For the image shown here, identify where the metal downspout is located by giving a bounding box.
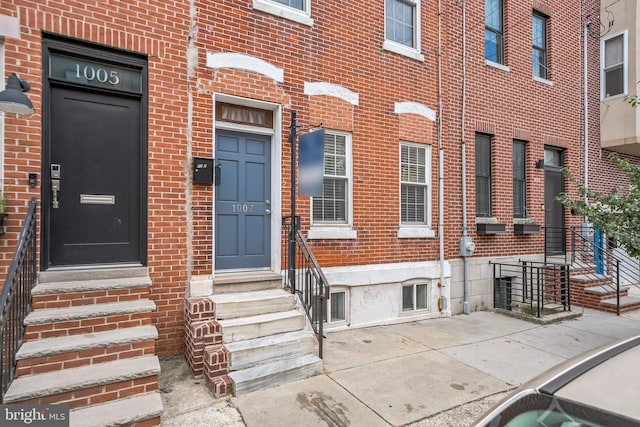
[460,0,471,315]
[583,21,590,206]
[437,0,446,310]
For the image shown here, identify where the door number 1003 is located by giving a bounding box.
[232,204,255,213]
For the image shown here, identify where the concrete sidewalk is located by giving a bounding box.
[159,308,640,426]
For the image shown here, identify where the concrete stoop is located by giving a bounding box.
[185,283,322,398]
[6,268,163,427]
[569,268,640,313]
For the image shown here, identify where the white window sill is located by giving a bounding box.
[485,60,510,73]
[383,40,425,62]
[308,226,357,240]
[476,217,499,224]
[253,0,313,26]
[602,93,628,102]
[533,76,553,86]
[397,226,435,239]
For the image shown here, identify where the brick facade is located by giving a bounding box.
[0,0,601,357]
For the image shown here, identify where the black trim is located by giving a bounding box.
[41,33,148,269]
[539,336,640,395]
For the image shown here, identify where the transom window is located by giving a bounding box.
[385,0,418,49]
[312,131,350,224]
[602,32,627,98]
[485,0,504,64]
[476,133,492,218]
[513,141,527,218]
[402,283,429,312]
[532,13,548,79]
[401,142,430,225]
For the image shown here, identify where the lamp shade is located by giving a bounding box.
[0,73,35,115]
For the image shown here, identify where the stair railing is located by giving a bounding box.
[0,198,38,403]
[282,216,329,359]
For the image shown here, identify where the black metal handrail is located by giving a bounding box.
[282,216,329,358]
[1,198,38,403]
[491,260,571,318]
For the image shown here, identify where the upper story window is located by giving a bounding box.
[383,0,423,61]
[475,133,492,218]
[485,0,504,64]
[601,32,627,98]
[513,141,526,218]
[532,13,548,80]
[253,0,313,26]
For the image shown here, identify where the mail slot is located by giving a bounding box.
[80,194,115,205]
[193,157,214,185]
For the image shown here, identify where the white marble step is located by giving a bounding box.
[226,329,317,371]
[212,271,283,294]
[37,267,150,283]
[218,310,304,343]
[16,325,158,360]
[211,289,295,320]
[229,354,323,396]
[24,299,156,325]
[69,392,163,427]
[4,356,160,403]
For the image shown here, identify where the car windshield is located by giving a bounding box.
[486,393,639,427]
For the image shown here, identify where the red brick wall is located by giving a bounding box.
[0,0,190,357]
[440,0,591,259]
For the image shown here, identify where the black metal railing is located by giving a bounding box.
[1,198,38,403]
[282,216,329,359]
[491,260,571,318]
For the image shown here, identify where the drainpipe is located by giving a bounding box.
[460,0,471,315]
[437,0,446,311]
[583,21,591,207]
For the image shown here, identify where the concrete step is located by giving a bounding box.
[226,330,317,371]
[37,267,150,283]
[601,296,640,312]
[584,285,629,296]
[212,271,282,294]
[229,353,323,396]
[69,392,163,427]
[211,289,295,320]
[24,300,156,340]
[16,326,157,376]
[4,355,160,407]
[218,310,305,343]
[571,273,610,283]
[32,276,151,309]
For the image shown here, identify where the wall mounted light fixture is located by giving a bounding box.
[0,73,35,115]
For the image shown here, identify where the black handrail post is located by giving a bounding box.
[616,259,620,316]
[288,111,298,294]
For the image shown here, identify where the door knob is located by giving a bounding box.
[265,209,271,215]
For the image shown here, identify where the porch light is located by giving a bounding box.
[0,73,35,115]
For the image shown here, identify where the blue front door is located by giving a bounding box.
[215,131,271,270]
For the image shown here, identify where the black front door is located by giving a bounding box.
[544,148,565,255]
[46,85,142,266]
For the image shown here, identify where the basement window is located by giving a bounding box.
[402,282,429,312]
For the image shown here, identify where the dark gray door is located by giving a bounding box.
[215,131,271,270]
[544,148,565,255]
[47,86,141,266]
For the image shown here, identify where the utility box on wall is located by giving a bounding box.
[193,157,214,185]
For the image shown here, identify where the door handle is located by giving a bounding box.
[51,164,61,209]
[265,209,271,215]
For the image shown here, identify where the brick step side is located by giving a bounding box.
[4,356,160,409]
[69,392,163,427]
[31,286,149,310]
[24,300,156,340]
[16,326,158,376]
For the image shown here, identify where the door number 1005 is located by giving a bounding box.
[232,204,254,213]
[75,64,120,85]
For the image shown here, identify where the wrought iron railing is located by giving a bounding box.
[491,260,571,318]
[282,216,329,358]
[1,198,38,403]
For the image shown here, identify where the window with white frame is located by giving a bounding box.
[400,142,430,226]
[327,290,347,323]
[312,131,350,224]
[384,0,422,60]
[402,282,429,312]
[253,0,313,26]
[601,32,627,98]
[532,12,548,80]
